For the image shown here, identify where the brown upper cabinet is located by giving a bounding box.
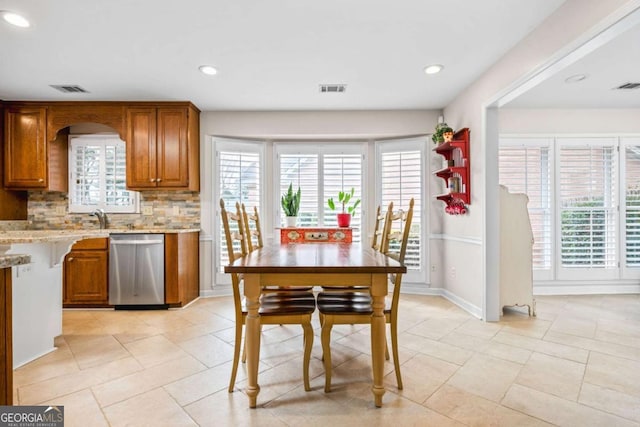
[126,104,200,191]
[3,105,67,191]
[2,101,200,193]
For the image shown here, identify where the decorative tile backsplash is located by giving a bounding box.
[25,191,200,230]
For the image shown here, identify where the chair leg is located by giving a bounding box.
[385,341,390,360]
[302,320,314,391]
[390,321,403,390]
[321,316,334,393]
[229,323,243,392]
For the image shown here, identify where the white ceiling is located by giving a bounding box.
[0,0,566,111]
[507,15,640,109]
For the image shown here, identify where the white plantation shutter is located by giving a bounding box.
[69,135,138,213]
[218,147,261,267]
[323,154,362,240]
[558,138,617,274]
[498,141,552,272]
[624,139,640,269]
[279,154,319,226]
[376,137,425,280]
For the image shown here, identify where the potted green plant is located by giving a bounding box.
[432,122,453,145]
[327,187,361,227]
[281,183,301,227]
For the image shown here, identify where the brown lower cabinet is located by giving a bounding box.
[63,238,109,307]
[63,232,199,308]
[1,268,12,405]
[165,232,199,307]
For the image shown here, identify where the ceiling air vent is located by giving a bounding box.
[614,82,640,90]
[320,84,346,93]
[49,84,90,94]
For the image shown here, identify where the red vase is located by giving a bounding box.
[337,213,351,227]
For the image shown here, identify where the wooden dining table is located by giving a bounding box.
[225,242,406,408]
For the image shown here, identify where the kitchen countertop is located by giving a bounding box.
[0,228,200,245]
[0,253,31,269]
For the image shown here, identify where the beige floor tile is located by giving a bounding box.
[545,330,640,361]
[64,334,130,369]
[401,332,474,366]
[493,330,589,363]
[426,384,553,426]
[579,382,640,423]
[164,361,236,406]
[549,314,598,338]
[123,334,190,368]
[500,317,553,339]
[515,352,585,400]
[440,331,491,353]
[92,355,206,407]
[482,341,533,364]
[446,353,523,402]
[585,352,640,397]
[11,295,640,426]
[175,333,234,367]
[390,352,459,404]
[103,388,197,426]
[454,317,503,339]
[406,317,467,340]
[18,357,143,404]
[502,383,637,426]
[185,389,288,427]
[42,389,109,427]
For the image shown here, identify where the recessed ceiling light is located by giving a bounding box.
[199,65,218,76]
[1,11,30,28]
[565,74,588,83]
[424,64,444,75]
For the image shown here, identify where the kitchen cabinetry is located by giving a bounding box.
[433,128,470,207]
[3,105,68,191]
[63,238,109,307]
[0,102,27,219]
[165,231,199,307]
[0,268,12,405]
[126,104,200,191]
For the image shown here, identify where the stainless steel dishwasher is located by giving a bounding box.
[109,233,167,309]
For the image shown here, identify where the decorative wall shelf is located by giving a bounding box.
[433,128,470,210]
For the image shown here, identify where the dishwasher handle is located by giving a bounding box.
[111,239,164,245]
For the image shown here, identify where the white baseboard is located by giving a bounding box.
[402,283,483,320]
[534,283,640,295]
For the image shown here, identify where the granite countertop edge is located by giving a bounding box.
[0,254,31,268]
[0,228,200,244]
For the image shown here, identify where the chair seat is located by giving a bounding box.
[316,291,391,314]
[242,291,316,315]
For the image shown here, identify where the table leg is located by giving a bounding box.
[244,273,261,408]
[370,273,387,407]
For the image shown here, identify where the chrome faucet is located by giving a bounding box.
[90,209,108,229]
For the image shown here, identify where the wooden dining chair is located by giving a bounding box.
[316,198,414,392]
[371,204,389,251]
[241,203,263,252]
[221,199,316,393]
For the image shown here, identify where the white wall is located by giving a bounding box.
[440,0,639,319]
[198,110,440,296]
[500,108,640,133]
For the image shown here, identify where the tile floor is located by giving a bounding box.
[13,294,640,426]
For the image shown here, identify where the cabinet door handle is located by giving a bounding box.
[38,178,44,183]
[150,178,156,182]
[156,178,162,182]
[68,257,74,262]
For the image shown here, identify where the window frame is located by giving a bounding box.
[68,134,139,214]
[273,142,366,238]
[375,136,427,283]
[213,137,265,285]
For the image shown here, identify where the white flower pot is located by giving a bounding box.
[285,216,297,227]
